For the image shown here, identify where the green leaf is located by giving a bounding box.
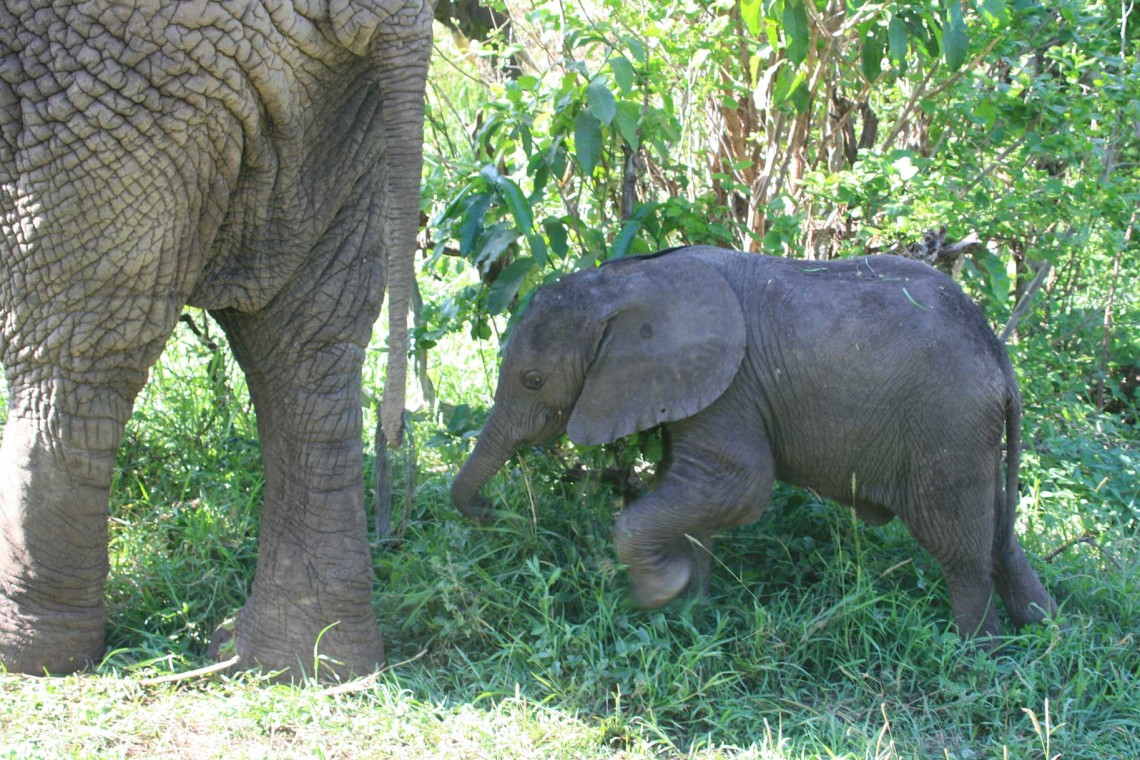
[574,111,603,175]
[459,192,493,258]
[943,0,968,71]
[790,78,810,113]
[474,223,520,270]
[486,257,537,315]
[527,232,548,268]
[610,217,642,259]
[774,66,809,113]
[902,287,931,311]
[754,59,784,111]
[546,139,568,179]
[478,164,501,184]
[621,35,648,65]
[887,16,908,65]
[782,0,810,65]
[542,218,569,260]
[610,56,635,95]
[740,0,764,36]
[980,0,1009,27]
[614,101,641,151]
[862,26,884,82]
[586,79,617,125]
[470,318,492,341]
[908,14,940,59]
[496,177,533,233]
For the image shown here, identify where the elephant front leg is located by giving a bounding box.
[613,413,774,608]
[212,312,383,680]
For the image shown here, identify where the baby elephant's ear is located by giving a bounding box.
[567,255,747,446]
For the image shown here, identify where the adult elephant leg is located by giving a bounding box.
[210,263,385,679]
[0,378,141,673]
[0,231,187,674]
[614,398,775,608]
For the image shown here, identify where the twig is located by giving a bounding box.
[320,648,430,696]
[137,655,241,686]
[1042,531,1122,571]
[956,133,1029,199]
[880,65,937,151]
[1000,261,1054,343]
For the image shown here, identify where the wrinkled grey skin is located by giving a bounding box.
[453,246,1057,640]
[0,0,434,677]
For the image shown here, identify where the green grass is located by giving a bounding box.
[1,314,1138,759]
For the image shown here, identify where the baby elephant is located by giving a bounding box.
[451,246,1057,639]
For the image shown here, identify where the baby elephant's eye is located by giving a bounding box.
[522,370,545,390]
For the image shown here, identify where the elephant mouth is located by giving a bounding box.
[528,407,567,445]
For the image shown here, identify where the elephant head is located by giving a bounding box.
[451,254,748,519]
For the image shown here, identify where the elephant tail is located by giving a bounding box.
[994,384,1022,561]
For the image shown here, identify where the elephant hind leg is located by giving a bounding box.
[210,258,385,679]
[0,365,166,673]
[0,409,112,673]
[0,256,188,674]
[940,555,1001,640]
[898,478,1002,639]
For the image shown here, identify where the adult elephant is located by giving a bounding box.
[0,0,433,677]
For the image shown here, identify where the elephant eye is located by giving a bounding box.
[522,370,545,390]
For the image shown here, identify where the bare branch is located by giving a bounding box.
[1001,261,1054,343]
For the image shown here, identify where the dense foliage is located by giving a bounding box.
[421,0,1137,372]
[2,0,1138,757]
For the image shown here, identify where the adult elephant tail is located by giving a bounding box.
[363,2,433,448]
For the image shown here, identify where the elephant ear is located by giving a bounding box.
[566,255,747,446]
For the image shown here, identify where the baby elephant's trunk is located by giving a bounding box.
[450,429,515,521]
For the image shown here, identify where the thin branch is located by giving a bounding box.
[881,65,937,151]
[882,36,1002,152]
[1000,261,1054,343]
[319,648,430,696]
[137,655,241,686]
[956,132,1029,198]
[1043,531,1122,571]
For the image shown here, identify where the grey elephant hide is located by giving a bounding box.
[452,246,1057,642]
[0,0,434,678]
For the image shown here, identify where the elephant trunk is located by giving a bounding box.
[451,422,518,521]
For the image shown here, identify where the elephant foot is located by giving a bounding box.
[628,555,692,608]
[207,592,383,682]
[683,533,714,604]
[0,591,104,675]
[613,511,696,608]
